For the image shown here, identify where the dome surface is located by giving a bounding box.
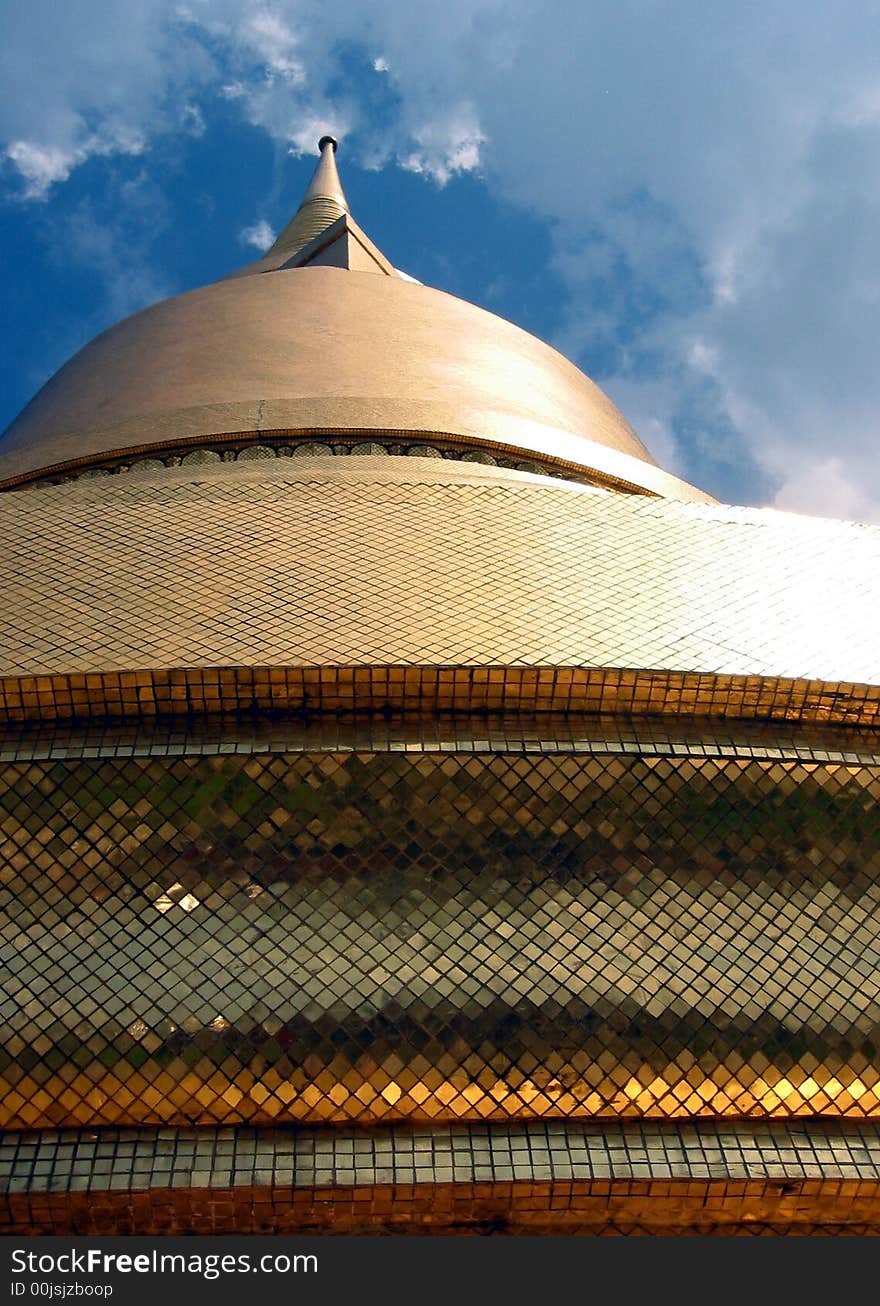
[0,135,708,501]
[3,139,880,1239]
[1,456,877,727]
[0,268,707,500]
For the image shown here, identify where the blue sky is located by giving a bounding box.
[2,0,880,521]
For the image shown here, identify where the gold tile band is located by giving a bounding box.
[1,664,877,727]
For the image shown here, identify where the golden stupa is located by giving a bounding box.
[1,138,879,1235]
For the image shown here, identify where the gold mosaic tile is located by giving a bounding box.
[0,459,877,691]
[1,711,877,766]
[1,741,878,1129]
[1,665,877,727]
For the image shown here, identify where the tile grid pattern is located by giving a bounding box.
[5,1120,880,1191]
[2,713,878,766]
[3,456,879,1231]
[2,743,879,1128]
[1,667,877,727]
[5,1122,880,1234]
[2,460,878,688]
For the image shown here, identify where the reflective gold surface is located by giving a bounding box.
[1,666,878,728]
[0,459,876,696]
[2,138,673,497]
[0,269,673,492]
[3,141,880,1234]
[2,734,878,1128]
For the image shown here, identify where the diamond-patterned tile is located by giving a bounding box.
[0,458,877,686]
[1,739,878,1128]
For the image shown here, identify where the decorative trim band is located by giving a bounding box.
[0,664,877,728]
[0,428,649,495]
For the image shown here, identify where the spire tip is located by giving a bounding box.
[318,135,338,154]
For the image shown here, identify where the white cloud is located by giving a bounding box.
[0,1,206,196]
[239,218,275,251]
[5,141,84,199]
[286,112,350,158]
[181,102,206,136]
[238,9,305,84]
[773,458,880,526]
[398,108,485,184]
[5,123,145,200]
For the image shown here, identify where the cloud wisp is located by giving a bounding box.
[239,218,275,251]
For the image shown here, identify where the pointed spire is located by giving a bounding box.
[226,136,398,280]
[302,136,348,209]
[264,136,349,263]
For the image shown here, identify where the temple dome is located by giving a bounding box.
[0,142,708,502]
[4,138,880,1242]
